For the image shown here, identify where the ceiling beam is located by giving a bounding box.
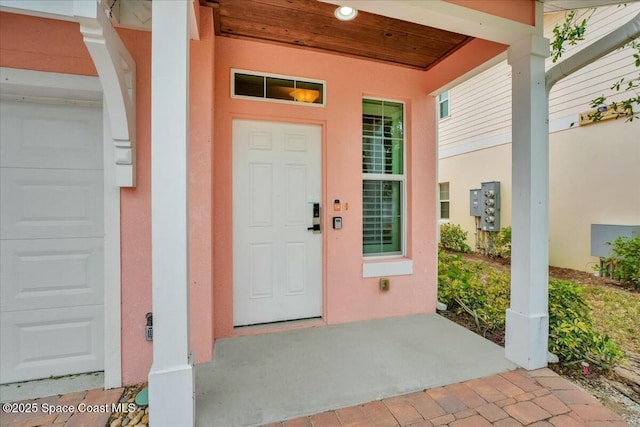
[318,0,538,45]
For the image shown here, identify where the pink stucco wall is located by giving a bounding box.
[0,9,215,385]
[212,30,509,339]
[0,13,96,75]
[425,38,508,93]
[188,8,215,365]
[117,8,216,383]
[213,38,439,338]
[0,0,525,386]
[109,27,153,387]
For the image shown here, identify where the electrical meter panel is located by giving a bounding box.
[481,181,500,232]
[469,189,482,217]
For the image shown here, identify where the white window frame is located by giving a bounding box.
[439,182,450,221]
[230,68,326,107]
[438,91,450,120]
[362,97,407,259]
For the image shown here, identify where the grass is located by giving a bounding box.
[582,285,640,355]
[439,250,640,363]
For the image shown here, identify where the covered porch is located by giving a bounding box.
[195,314,516,426]
[3,1,630,426]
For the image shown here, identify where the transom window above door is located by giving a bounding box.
[232,69,326,106]
[362,98,405,256]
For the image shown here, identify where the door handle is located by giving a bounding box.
[308,202,321,233]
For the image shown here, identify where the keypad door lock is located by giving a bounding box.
[145,312,153,341]
[307,202,321,233]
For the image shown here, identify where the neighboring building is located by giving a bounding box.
[438,4,640,272]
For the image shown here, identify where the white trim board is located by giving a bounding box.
[362,260,413,278]
[102,103,123,389]
[439,132,511,159]
[1,67,122,389]
[0,68,102,102]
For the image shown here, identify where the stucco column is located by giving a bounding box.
[505,34,550,370]
[148,1,194,426]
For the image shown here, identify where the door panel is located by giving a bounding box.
[1,168,103,239]
[0,101,103,170]
[249,163,273,226]
[285,165,307,225]
[233,120,322,326]
[249,243,274,298]
[0,305,104,384]
[285,243,306,295]
[0,99,103,384]
[1,238,103,312]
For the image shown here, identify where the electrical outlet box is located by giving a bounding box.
[480,181,500,232]
[591,224,640,257]
[380,278,390,292]
[470,188,482,217]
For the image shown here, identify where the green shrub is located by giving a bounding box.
[437,252,624,369]
[477,226,511,259]
[548,280,624,369]
[488,226,511,259]
[440,223,472,253]
[607,236,640,288]
[438,250,508,335]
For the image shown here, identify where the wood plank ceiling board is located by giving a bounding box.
[204,0,474,70]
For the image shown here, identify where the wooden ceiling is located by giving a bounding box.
[203,0,473,71]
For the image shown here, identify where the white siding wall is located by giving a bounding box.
[439,4,640,157]
[439,61,512,157]
[438,5,640,271]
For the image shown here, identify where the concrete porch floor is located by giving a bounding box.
[195,314,519,426]
[0,313,629,426]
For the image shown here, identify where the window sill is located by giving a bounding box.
[362,259,413,278]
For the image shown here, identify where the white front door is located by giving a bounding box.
[233,120,322,326]
[0,99,104,384]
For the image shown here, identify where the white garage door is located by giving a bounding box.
[0,99,104,384]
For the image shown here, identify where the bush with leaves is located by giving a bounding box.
[548,280,624,369]
[606,235,640,288]
[488,226,511,259]
[438,250,509,337]
[438,251,624,369]
[439,223,472,253]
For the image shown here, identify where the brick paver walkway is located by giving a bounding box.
[1,387,123,427]
[1,368,631,426]
[262,368,631,427]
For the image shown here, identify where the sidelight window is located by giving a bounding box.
[362,98,405,256]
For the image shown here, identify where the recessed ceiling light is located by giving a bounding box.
[335,6,358,21]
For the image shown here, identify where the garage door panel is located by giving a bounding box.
[0,101,102,170]
[1,239,103,312]
[1,94,104,385]
[1,168,103,239]
[0,305,104,384]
